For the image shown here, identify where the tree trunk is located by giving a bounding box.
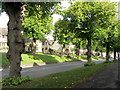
[100,51,103,57]
[75,48,80,59]
[114,49,116,60]
[106,42,110,61]
[61,44,65,56]
[77,48,80,56]
[29,43,33,53]
[32,38,36,55]
[118,52,120,60]
[4,2,25,77]
[87,37,92,62]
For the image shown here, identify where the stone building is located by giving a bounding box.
[0,28,8,52]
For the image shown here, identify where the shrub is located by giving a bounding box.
[49,48,59,54]
[25,51,31,54]
[2,76,31,86]
[84,61,96,66]
[112,59,118,63]
[103,60,112,63]
[28,55,34,59]
[33,55,41,60]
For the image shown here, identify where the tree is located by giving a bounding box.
[2,2,60,77]
[22,6,54,55]
[63,2,117,62]
[3,2,26,77]
[112,29,120,60]
[102,17,118,61]
[53,19,72,56]
[72,38,87,57]
[92,39,106,57]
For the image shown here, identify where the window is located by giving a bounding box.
[2,42,6,47]
[42,42,44,45]
[45,47,47,50]
[42,48,44,52]
[5,43,7,46]
[2,43,4,47]
[2,35,4,38]
[3,43,5,47]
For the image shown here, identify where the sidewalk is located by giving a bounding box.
[74,62,120,88]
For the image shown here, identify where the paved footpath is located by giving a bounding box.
[74,62,120,88]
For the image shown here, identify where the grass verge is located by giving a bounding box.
[73,55,105,60]
[1,53,79,66]
[2,62,110,88]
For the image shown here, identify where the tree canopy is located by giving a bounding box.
[58,2,118,61]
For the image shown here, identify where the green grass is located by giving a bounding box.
[1,53,9,66]
[3,62,109,88]
[74,55,104,60]
[36,52,43,54]
[21,54,44,64]
[1,53,79,66]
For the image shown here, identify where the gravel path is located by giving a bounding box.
[74,62,120,88]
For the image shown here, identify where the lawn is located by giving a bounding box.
[2,62,109,88]
[74,55,105,60]
[1,53,105,66]
[1,53,79,66]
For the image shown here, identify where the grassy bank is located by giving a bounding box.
[1,53,79,66]
[2,62,109,88]
[73,55,105,60]
[1,53,105,66]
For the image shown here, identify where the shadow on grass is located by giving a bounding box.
[92,56,99,60]
[80,56,87,60]
[28,54,80,64]
[28,54,62,64]
[1,53,80,69]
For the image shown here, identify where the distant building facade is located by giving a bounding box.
[0,28,99,56]
[0,28,8,52]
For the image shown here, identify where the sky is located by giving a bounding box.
[0,0,119,40]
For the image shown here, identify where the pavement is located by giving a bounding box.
[74,62,120,88]
[0,59,108,79]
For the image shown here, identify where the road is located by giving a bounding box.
[0,59,112,79]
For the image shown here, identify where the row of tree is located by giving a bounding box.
[2,2,60,77]
[53,2,120,62]
[1,2,120,78]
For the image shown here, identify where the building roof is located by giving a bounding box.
[22,36,32,43]
[48,40,54,46]
[0,28,8,35]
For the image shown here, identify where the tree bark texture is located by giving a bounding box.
[87,37,92,62]
[114,49,116,60]
[4,2,25,77]
[32,38,36,55]
[75,48,80,57]
[61,44,65,56]
[106,42,110,61]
